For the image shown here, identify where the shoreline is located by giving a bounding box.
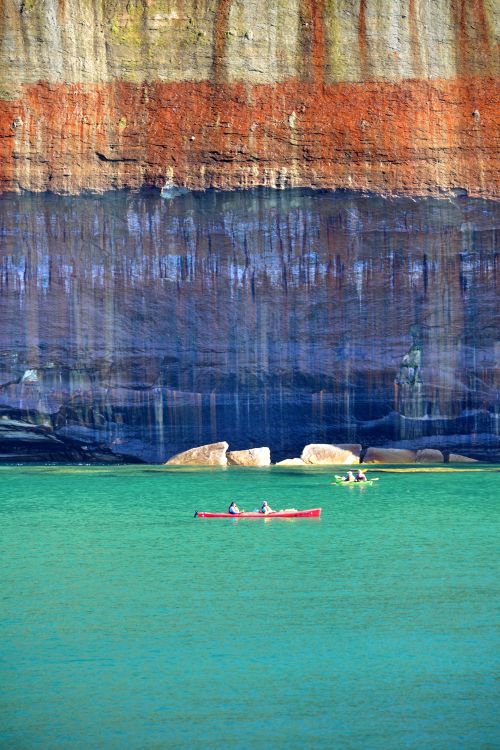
[3,416,499,465]
[162,441,490,467]
[2,185,500,203]
[1,463,499,472]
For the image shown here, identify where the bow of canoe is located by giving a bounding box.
[195,508,321,519]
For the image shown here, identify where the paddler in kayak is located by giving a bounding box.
[343,470,356,482]
[228,501,241,515]
[355,469,367,482]
[260,500,275,514]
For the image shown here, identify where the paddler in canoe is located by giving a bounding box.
[226,501,278,515]
[260,500,275,514]
[355,469,367,482]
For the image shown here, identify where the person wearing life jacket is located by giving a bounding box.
[355,469,367,482]
[344,470,356,482]
[228,501,240,514]
[260,500,275,514]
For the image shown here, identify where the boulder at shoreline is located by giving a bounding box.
[162,442,484,467]
[301,443,361,465]
[416,449,444,463]
[449,453,478,463]
[227,448,271,466]
[364,447,417,463]
[165,441,229,466]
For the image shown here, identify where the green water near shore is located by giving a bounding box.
[1,466,499,749]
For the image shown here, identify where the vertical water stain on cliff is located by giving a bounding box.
[455,0,493,76]
[358,0,368,77]
[300,0,325,84]
[213,0,232,83]
[312,0,326,85]
[299,1,313,81]
[1,191,498,461]
[1,0,499,196]
[408,0,422,78]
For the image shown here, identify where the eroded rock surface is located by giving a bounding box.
[0,192,498,463]
[364,448,417,464]
[0,413,131,463]
[449,453,478,463]
[416,449,444,463]
[227,448,271,466]
[0,1,498,196]
[301,444,361,465]
[275,458,306,466]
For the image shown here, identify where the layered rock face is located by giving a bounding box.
[0,412,134,462]
[1,0,498,196]
[0,190,498,462]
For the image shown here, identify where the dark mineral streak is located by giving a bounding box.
[0,190,498,462]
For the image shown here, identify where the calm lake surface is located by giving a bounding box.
[1,466,499,749]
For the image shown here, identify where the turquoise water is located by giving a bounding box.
[1,466,499,749]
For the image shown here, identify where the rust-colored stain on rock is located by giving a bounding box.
[0,77,497,196]
[0,0,498,195]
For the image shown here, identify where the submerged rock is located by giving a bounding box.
[301,443,361,465]
[165,441,229,466]
[226,448,271,466]
[416,449,444,463]
[364,447,417,463]
[275,458,306,466]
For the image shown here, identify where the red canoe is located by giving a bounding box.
[195,508,321,519]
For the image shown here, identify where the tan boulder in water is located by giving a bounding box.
[275,458,306,466]
[416,448,444,463]
[165,441,229,466]
[448,453,478,463]
[226,447,271,466]
[301,443,361,465]
[363,447,417,463]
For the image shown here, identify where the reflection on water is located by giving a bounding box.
[0,189,498,461]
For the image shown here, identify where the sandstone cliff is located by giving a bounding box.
[0,0,498,195]
[1,190,498,462]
